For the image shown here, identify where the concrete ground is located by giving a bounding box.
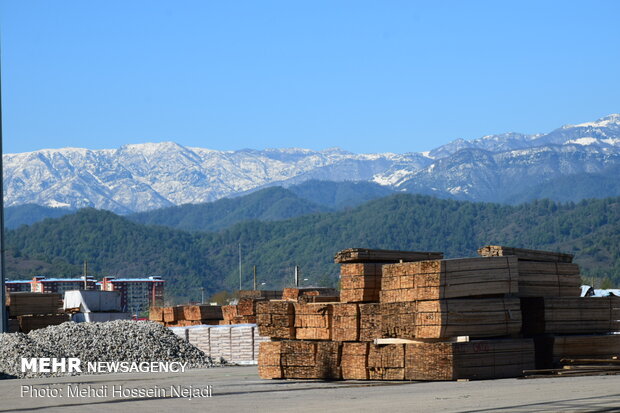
[1,366,619,413]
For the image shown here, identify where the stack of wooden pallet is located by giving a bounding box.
[6,292,69,333]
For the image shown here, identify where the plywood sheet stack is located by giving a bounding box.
[294,303,333,340]
[478,245,580,297]
[256,301,296,339]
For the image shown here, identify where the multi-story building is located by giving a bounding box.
[31,276,97,295]
[5,280,33,293]
[100,276,164,314]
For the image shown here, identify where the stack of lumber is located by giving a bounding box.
[380,302,416,339]
[256,301,295,339]
[404,339,535,380]
[282,287,339,302]
[239,290,283,300]
[18,314,70,333]
[478,245,580,297]
[294,303,333,340]
[368,343,406,380]
[221,299,260,324]
[359,303,382,342]
[259,340,341,379]
[5,292,67,333]
[340,263,383,303]
[332,303,360,341]
[183,305,223,325]
[149,306,163,322]
[551,335,620,364]
[335,248,443,264]
[381,256,518,302]
[163,306,185,325]
[521,297,620,335]
[7,292,63,317]
[414,298,522,339]
[341,342,369,379]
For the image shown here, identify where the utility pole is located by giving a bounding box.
[200,287,205,304]
[0,56,6,333]
[83,260,88,290]
[294,266,299,287]
[238,243,242,291]
[253,266,257,290]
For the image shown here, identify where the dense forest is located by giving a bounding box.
[5,194,620,303]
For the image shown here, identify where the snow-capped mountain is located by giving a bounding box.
[4,114,620,212]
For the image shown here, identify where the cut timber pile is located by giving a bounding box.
[478,245,580,297]
[332,303,360,341]
[258,340,340,379]
[256,301,295,339]
[163,306,185,323]
[405,339,535,380]
[359,303,382,342]
[294,303,333,340]
[7,293,63,317]
[239,290,283,300]
[18,314,70,333]
[183,305,223,324]
[257,245,618,382]
[335,248,443,263]
[415,298,522,339]
[368,343,405,380]
[477,245,573,263]
[282,287,338,302]
[522,297,620,335]
[381,256,518,302]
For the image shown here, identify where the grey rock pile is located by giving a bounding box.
[0,320,215,379]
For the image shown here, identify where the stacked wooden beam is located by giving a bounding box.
[381,256,518,302]
[7,292,63,317]
[258,340,341,379]
[404,339,535,380]
[256,301,295,339]
[282,287,339,302]
[239,290,283,300]
[551,335,620,365]
[368,344,405,380]
[332,303,360,341]
[163,306,185,324]
[18,314,71,333]
[294,303,333,340]
[478,245,580,297]
[359,303,382,342]
[380,302,416,339]
[522,297,620,336]
[341,342,369,379]
[340,263,383,303]
[183,305,223,325]
[149,306,164,322]
[335,248,443,263]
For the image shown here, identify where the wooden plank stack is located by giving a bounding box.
[282,287,339,302]
[7,292,63,317]
[294,303,333,340]
[404,339,535,380]
[18,314,71,333]
[478,245,580,297]
[256,301,295,339]
[258,246,618,381]
[239,290,283,300]
[521,297,620,335]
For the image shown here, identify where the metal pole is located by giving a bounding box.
[0,52,6,333]
[238,243,242,290]
[201,287,205,304]
[253,266,256,291]
[294,266,299,287]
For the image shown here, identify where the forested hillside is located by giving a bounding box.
[6,195,620,303]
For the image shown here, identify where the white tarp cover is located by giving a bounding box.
[64,290,122,312]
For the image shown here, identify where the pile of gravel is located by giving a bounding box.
[0,320,215,379]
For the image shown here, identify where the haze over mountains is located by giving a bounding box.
[5,114,620,214]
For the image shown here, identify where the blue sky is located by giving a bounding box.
[1,1,619,154]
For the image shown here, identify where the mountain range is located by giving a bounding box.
[5,114,620,213]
